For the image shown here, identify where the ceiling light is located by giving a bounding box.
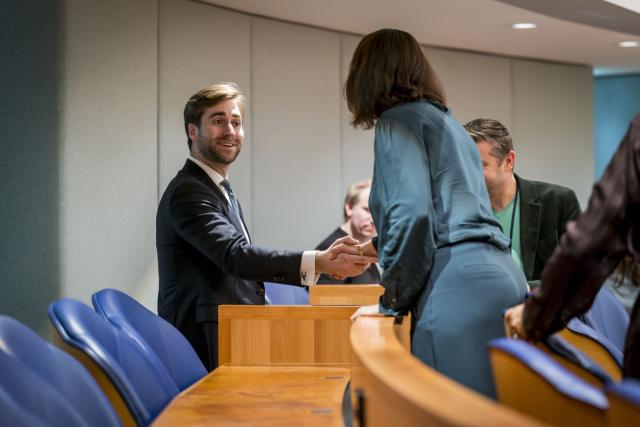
[512,23,537,30]
[618,41,639,48]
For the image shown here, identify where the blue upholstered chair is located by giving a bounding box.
[489,338,608,427]
[580,287,630,353]
[265,282,309,305]
[48,299,178,426]
[92,288,206,391]
[544,333,616,386]
[0,315,121,427]
[606,379,640,425]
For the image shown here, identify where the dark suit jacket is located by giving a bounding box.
[524,114,640,379]
[516,174,581,282]
[157,159,302,370]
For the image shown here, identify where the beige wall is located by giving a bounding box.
[60,0,593,310]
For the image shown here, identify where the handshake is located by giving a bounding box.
[315,236,378,280]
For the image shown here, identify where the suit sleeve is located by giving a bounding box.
[372,118,436,314]
[523,115,640,340]
[167,180,303,284]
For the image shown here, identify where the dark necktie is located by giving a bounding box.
[220,179,240,217]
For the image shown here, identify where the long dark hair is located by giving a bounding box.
[345,29,446,129]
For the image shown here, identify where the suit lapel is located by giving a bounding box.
[517,175,541,280]
[182,160,251,241]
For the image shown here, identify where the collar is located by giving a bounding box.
[188,156,227,187]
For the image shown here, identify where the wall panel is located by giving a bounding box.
[60,0,158,305]
[251,18,341,250]
[512,60,593,206]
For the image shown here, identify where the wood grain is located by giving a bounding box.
[152,365,349,427]
[218,305,357,366]
[309,285,384,305]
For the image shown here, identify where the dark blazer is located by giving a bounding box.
[157,159,302,370]
[516,174,581,282]
[524,114,640,379]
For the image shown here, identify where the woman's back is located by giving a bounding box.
[376,100,507,249]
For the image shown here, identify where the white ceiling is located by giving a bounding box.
[202,0,640,76]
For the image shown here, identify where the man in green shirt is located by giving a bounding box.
[464,119,581,286]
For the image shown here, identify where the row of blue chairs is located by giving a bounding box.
[1,289,208,426]
[489,288,636,426]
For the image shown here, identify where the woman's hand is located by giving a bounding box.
[330,239,378,260]
[350,304,385,321]
[504,303,528,339]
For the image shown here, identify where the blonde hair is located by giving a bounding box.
[343,180,371,220]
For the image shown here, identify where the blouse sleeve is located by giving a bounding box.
[372,118,437,314]
[523,114,640,340]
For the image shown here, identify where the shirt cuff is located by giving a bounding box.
[300,250,320,287]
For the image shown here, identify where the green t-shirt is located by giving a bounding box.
[493,197,524,272]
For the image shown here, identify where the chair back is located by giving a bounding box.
[265,282,309,305]
[581,287,630,353]
[0,315,121,427]
[92,288,206,391]
[48,299,178,426]
[489,338,608,427]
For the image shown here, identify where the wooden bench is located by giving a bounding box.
[351,316,542,426]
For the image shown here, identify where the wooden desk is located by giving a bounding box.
[309,285,384,306]
[351,316,542,427]
[152,364,349,427]
[218,305,357,365]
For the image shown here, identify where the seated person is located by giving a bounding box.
[316,180,381,284]
[505,114,640,380]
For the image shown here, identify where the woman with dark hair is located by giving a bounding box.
[505,114,640,380]
[340,29,527,397]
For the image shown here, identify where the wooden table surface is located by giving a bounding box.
[152,364,350,427]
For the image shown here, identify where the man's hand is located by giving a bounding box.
[329,238,377,260]
[315,235,378,279]
[504,303,528,339]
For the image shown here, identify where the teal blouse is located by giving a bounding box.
[370,101,509,314]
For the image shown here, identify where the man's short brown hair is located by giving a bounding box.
[183,82,245,149]
[464,118,513,163]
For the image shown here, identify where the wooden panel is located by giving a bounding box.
[152,365,349,427]
[230,319,271,364]
[271,319,315,363]
[309,285,384,306]
[218,305,357,365]
[491,349,605,427]
[350,317,541,427]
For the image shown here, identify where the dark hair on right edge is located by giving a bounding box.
[345,28,446,129]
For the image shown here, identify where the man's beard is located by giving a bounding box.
[198,138,241,165]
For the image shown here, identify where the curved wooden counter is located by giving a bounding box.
[350,316,543,427]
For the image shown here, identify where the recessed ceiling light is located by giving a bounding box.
[512,23,537,30]
[618,41,639,47]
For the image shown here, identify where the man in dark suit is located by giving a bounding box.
[464,119,581,286]
[157,83,376,371]
[316,180,381,284]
